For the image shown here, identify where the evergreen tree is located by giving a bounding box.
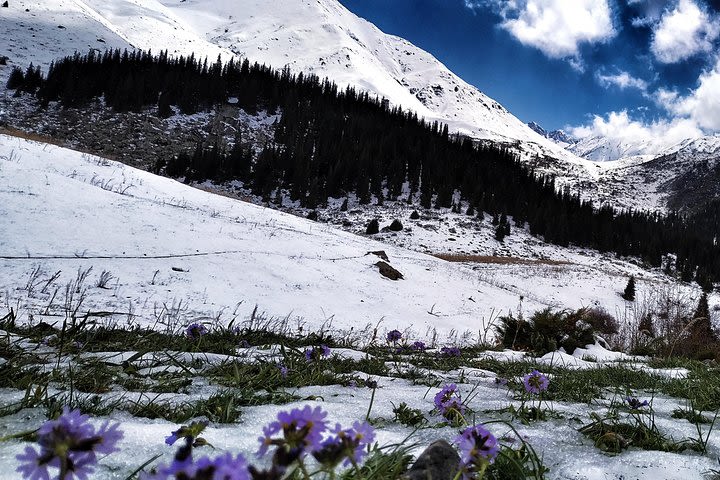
[365,219,379,235]
[689,293,716,347]
[622,276,636,301]
[6,66,24,90]
[495,222,506,242]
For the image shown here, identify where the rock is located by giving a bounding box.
[403,440,460,480]
[410,210,420,220]
[375,261,403,280]
[1,2,8,7]
[367,250,389,262]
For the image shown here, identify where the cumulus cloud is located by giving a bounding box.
[655,56,720,131]
[572,54,720,154]
[482,0,616,59]
[596,70,649,91]
[570,110,704,152]
[650,0,720,63]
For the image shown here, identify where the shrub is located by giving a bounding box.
[497,308,599,355]
[409,210,420,220]
[388,219,403,231]
[365,219,379,234]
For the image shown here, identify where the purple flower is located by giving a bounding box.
[625,397,649,410]
[433,384,466,419]
[304,345,331,361]
[277,364,288,378]
[313,421,375,467]
[440,346,461,357]
[386,330,402,343]
[494,377,508,388]
[411,341,426,351]
[257,406,329,458]
[16,407,123,480]
[454,425,499,479]
[143,452,250,480]
[522,370,549,394]
[165,420,209,446]
[186,323,208,339]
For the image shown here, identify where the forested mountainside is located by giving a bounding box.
[6,49,720,287]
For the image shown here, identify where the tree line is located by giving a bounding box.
[6,49,720,287]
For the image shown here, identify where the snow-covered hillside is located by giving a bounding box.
[0,0,596,174]
[1,133,713,343]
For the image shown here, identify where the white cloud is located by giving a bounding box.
[650,0,720,63]
[655,56,720,131]
[572,54,720,155]
[570,110,704,153]
[596,70,649,91]
[487,0,616,59]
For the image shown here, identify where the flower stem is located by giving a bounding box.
[365,385,376,422]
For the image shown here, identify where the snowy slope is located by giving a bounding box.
[0,133,546,340]
[1,133,713,341]
[0,0,596,176]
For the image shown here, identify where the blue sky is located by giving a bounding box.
[338,0,720,144]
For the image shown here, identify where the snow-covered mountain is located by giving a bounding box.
[0,0,595,174]
[569,135,668,162]
[592,134,720,211]
[527,122,576,147]
[5,0,720,214]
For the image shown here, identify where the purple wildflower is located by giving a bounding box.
[386,329,402,343]
[522,370,549,394]
[494,377,508,388]
[16,407,123,480]
[277,364,289,379]
[454,425,499,479]
[433,384,466,419]
[185,323,208,339]
[411,341,426,352]
[257,406,328,458]
[440,346,462,357]
[304,345,331,361]
[313,421,375,468]
[625,397,649,410]
[165,420,209,446]
[143,452,250,480]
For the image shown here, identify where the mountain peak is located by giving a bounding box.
[527,122,575,146]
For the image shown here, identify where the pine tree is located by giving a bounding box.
[495,222,506,242]
[6,66,24,90]
[622,276,636,301]
[365,219,379,235]
[689,293,716,347]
